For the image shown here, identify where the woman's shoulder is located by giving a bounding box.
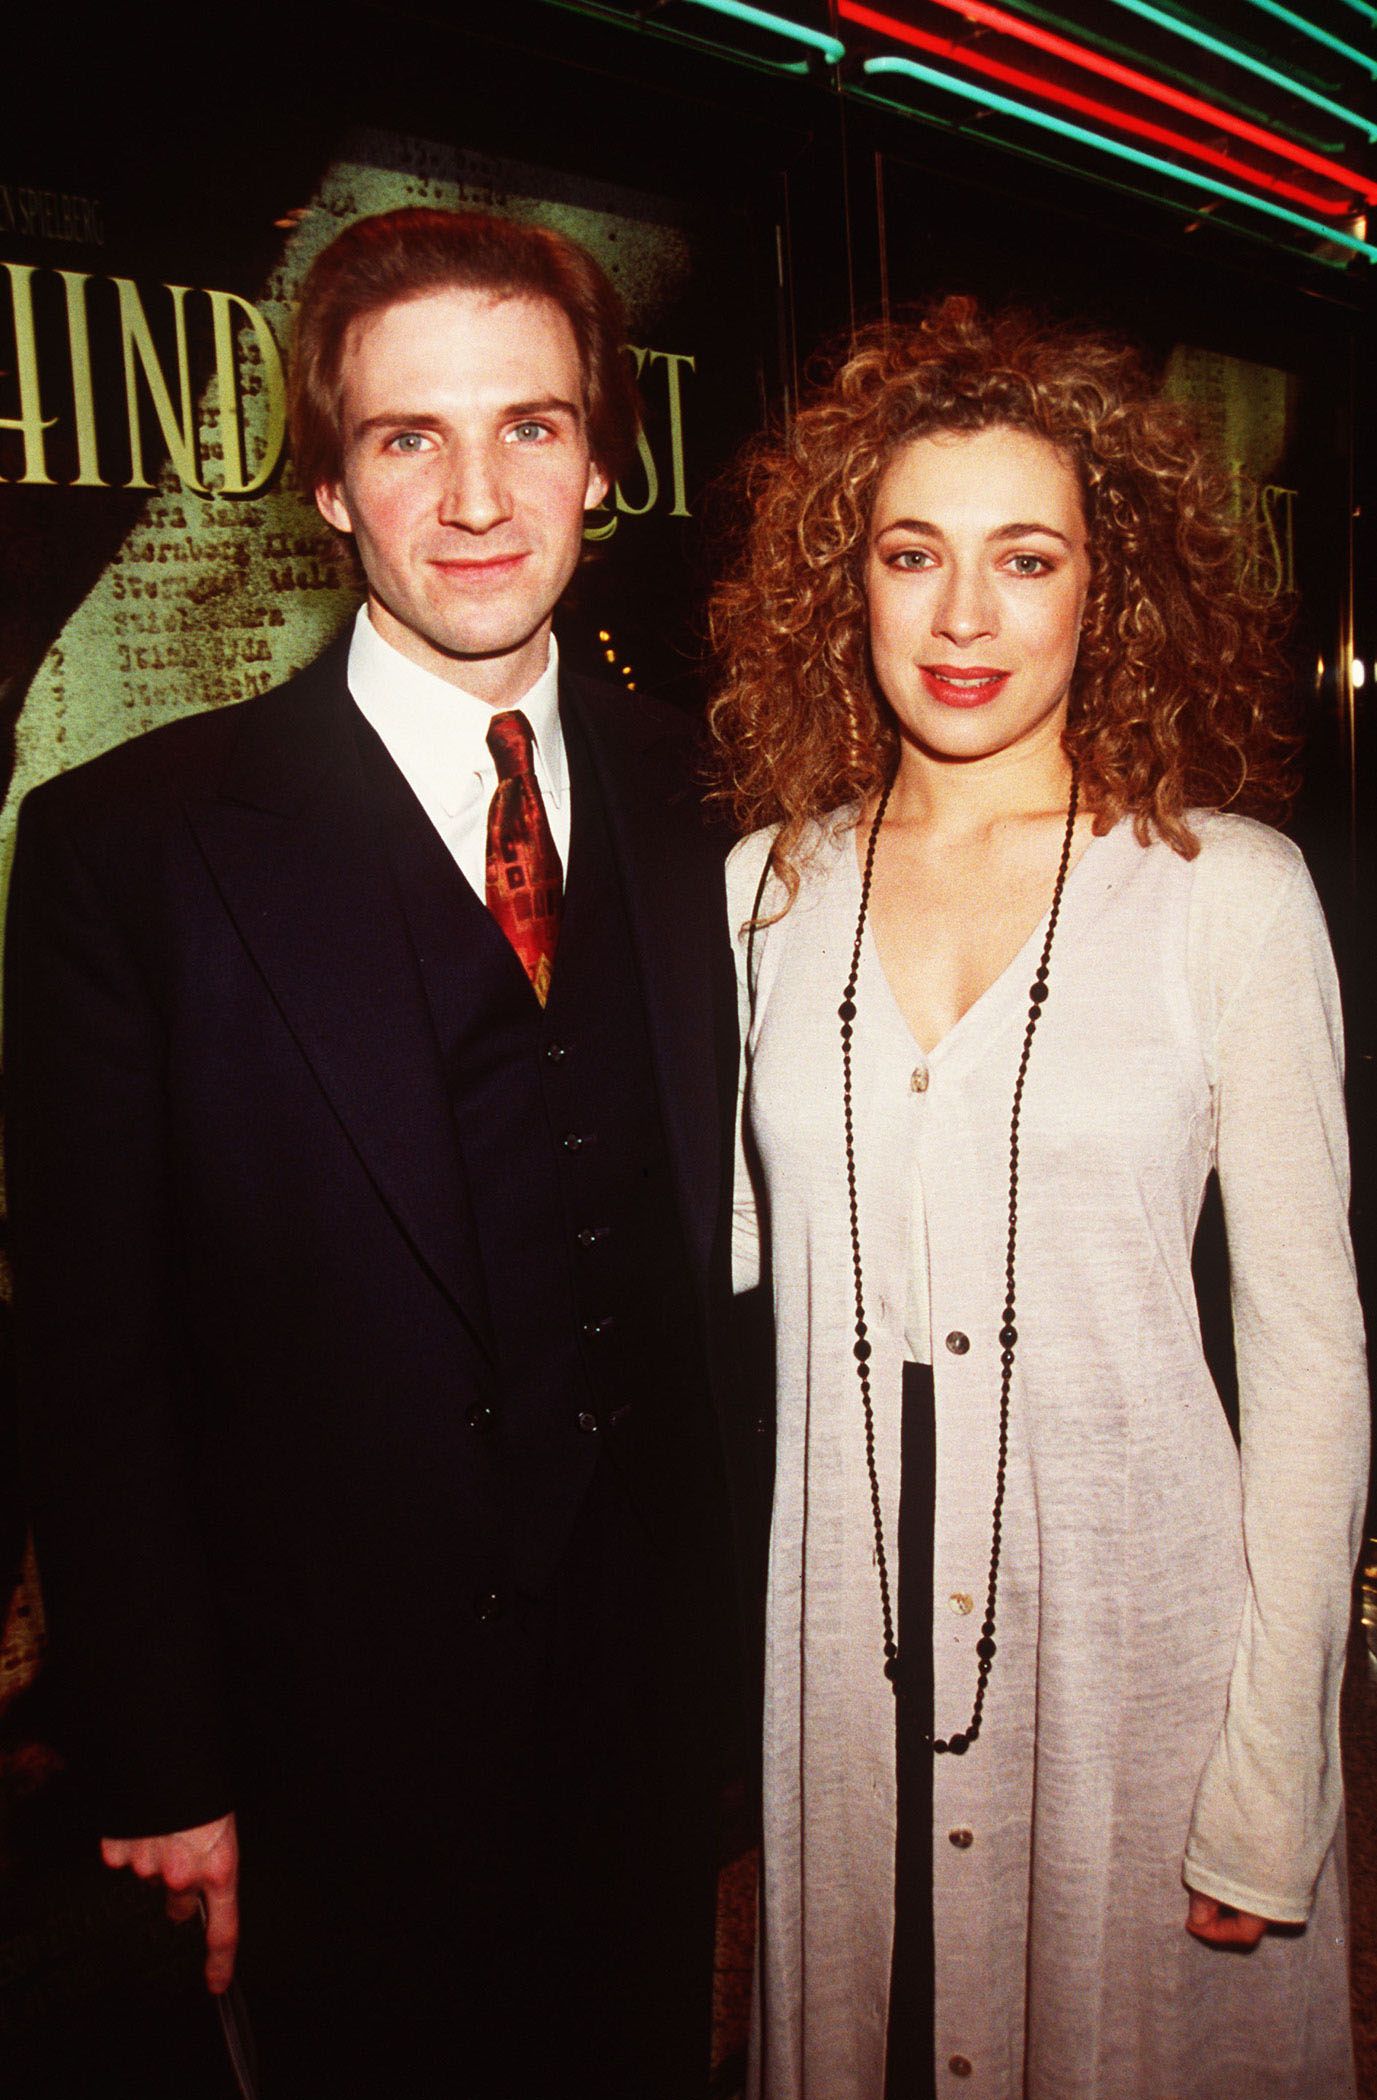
[1185,809,1308,895]
[726,807,857,934]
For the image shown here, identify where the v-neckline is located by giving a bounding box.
[844,815,1113,1065]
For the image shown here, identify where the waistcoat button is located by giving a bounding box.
[948,2056,973,2076]
[576,1225,610,1249]
[945,1330,970,1355]
[472,1588,505,1622]
[465,1403,495,1432]
[949,1828,974,1849]
[576,1410,600,1435]
[545,1041,569,1063]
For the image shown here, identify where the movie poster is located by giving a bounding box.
[0,126,771,903]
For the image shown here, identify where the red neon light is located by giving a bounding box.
[843,2,1353,213]
[839,0,1377,211]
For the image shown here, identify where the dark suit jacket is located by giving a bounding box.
[4,637,751,1860]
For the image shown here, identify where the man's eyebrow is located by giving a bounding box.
[353,396,584,436]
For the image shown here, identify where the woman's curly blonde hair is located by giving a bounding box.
[706,296,1297,885]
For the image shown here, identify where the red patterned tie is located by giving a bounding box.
[484,710,563,1006]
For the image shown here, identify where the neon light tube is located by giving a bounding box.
[861,54,1377,259]
[681,0,845,63]
[839,0,1377,205]
[843,7,1354,212]
[1335,0,1377,24]
[1097,0,1377,140]
[1234,0,1376,77]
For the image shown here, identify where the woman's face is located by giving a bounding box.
[865,423,1091,769]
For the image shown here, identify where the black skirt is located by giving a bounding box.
[884,1360,937,2100]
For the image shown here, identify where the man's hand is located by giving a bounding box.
[1185,1890,1269,1948]
[101,1811,239,1992]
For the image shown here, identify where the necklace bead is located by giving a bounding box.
[841,767,1081,1746]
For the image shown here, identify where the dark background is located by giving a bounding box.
[1,3,1373,2091]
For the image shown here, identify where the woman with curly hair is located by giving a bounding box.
[712,298,1366,2100]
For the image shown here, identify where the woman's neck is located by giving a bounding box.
[886,722,1075,837]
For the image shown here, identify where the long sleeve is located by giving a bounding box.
[1183,830,1369,1921]
[5,780,233,1836]
[728,830,778,1297]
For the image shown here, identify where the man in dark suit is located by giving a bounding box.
[6,208,748,2099]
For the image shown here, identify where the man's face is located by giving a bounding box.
[316,287,609,705]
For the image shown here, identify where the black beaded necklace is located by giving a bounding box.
[840,763,1080,1753]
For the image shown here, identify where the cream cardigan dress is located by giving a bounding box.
[729,809,1368,2100]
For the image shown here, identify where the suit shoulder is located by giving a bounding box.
[17,643,347,831]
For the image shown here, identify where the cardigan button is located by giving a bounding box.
[945,1331,970,1356]
[909,1062,929,1093]
[948,1828,974,1849]
[948,2058,973,2078]
[948,1593,974,1615]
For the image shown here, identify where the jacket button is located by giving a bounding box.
[949,1828,974,1849]
[545,1041,570,1063]
[473,1588,505,1622]
[945,1330,970,1355]
[465,1402,495,1432]
[576,1410,600,1434]
[563,1132,595,1153]
[582,1317,614,1339]
[948,2059,973,2078]
[576,1224,610,1249]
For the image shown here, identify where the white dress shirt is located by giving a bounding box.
[346,606,571,898]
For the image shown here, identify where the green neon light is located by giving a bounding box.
[862,55,1377,259]
[1336,0,1377,24]
[681,0,845,63]
[1235,0,1376,76]
[1098,0,1377,140]
[1016,0,1340,150]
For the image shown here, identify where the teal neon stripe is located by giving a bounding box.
[863,54,1377,257]
[1334,0,1377,24]
[1236,0,1376,75]
[682,0,845,62]
[1098,0,1377,138]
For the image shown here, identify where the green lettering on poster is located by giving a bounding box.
[0,263,57,485]
[57,271,107,487]
[648,349,695,518]
[115,277,205,492]
[208,290,286,496]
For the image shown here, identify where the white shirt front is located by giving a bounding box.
[346,605,570,897]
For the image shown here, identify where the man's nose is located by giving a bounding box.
[437,447,512,532]
[933,563,996,645]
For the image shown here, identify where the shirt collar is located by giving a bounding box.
[346,605,566,818]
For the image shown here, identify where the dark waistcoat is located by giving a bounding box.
[353,706,721,1596]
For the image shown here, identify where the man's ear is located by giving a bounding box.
[584,459,610,512]
[315,481,354,534]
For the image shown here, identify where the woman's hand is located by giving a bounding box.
[1185,1891,1270,1948]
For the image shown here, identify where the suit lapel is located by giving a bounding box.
[183,645,494,1359]
[561,674,732,1286]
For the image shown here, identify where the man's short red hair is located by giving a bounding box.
[290,206,640,493]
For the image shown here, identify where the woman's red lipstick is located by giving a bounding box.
[920,664,1010,708]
